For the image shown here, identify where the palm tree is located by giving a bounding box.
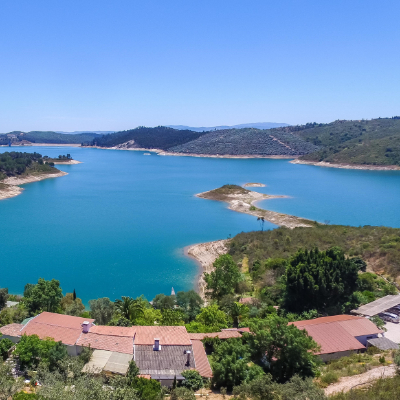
[257,216,265,231]
[115,296,145,322]
[229,302,249,328]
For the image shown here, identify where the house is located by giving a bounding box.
[0,312,212,385]
[291,315,383,362]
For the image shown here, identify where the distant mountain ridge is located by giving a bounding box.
[167,122,289,132]
[56,131,115,135]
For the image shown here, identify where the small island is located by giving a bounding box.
[197,184,313,229]
[0,152,73,200]
[243,182,266,187]
[43,154,82,165]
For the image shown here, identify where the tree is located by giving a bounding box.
[176,290,203,322]
[0,362,23,400]
[134,307,162,326]
[245,316,320,383]
[0,337,14,360]
[204,255,242,301]
[89,297,115,325]
[73,289,77,301]
[115,296,145,322]
[161,309,185,326]
[131,377,161,400]
[48,341,68,370]
[257,217,265,231]
[14,334,65,370]
[61,293,85,316]
[283,247,359,313]
[24,278,63,314]
[211,338,265,390]
[228,302,249,329]
[127,360,140,384]
[0,288,8,309]
[180,370,204,391]
[194,304,228,330]
[152,293,176,310]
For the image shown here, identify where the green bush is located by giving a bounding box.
[132,377,161,400]
[181,370,204,391]
[0,338,14,360]
[320,371,339,385]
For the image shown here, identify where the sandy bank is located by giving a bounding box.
[291,159,400,171]
[197,187,313,229]
[186,240,229,300]
[52,159,82,165]
[0,184,23,200]
[0,171,68,200]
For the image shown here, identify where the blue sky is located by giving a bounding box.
[0,0,399,131]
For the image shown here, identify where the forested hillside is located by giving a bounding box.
[228,224,400,278]
[0,131,100,144]
[0,151,59,180]
[292,117,400,166]
[93,126,205,150]
[169,128,319,156]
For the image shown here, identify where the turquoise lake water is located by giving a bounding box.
[1,146,400,303]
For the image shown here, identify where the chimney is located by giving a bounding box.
[81,321,91,334]
[154,338,161,351]
[186,350,191,366]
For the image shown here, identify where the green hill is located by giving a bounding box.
[292,117,400,166]
[0,131,100,145]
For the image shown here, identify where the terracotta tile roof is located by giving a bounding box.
[0,323,23,336]
[188,331,243,340]
[191,340,213,378]
[134,326,191,345]
[89,326,136,337]
[76,332,134,354]
[291,315,361,327]
[29,312,94,329]
[17,312,96,346]
[21,322,82,345]
[291,315,381,355]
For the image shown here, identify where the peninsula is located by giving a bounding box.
[196,184,313,229]
[0,151,73,200]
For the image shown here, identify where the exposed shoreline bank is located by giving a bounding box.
[186,185,314,296]
[197,187,313,229]
[185,240,229,300]
[0,171,68,200]
[290,159,400,171]
[52,159,82,165]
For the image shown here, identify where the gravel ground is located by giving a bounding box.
[325,365,396,396]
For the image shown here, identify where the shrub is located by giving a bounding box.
[0,338,14,360]
[181,370,204,391]
[320,371,339,386]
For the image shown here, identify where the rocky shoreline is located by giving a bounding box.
[0,171,68,200]
[290,159,400,171]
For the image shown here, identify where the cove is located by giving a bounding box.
[1,146,400,304]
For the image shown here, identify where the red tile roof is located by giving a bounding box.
[89,326,136,337]
[292,315,363,327]
[191,340,213,378]
[292,315,382,355]
[0,323,23,336]
[76,332,134,354]
[29,311,95,329]
[21,322,83,345]
[134,326,192,345]
[17,312,96,346]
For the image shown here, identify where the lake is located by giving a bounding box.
[1,146,400,303]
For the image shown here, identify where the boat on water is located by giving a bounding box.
[143,153,151,156]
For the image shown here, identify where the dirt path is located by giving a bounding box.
[325,365,396,396]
